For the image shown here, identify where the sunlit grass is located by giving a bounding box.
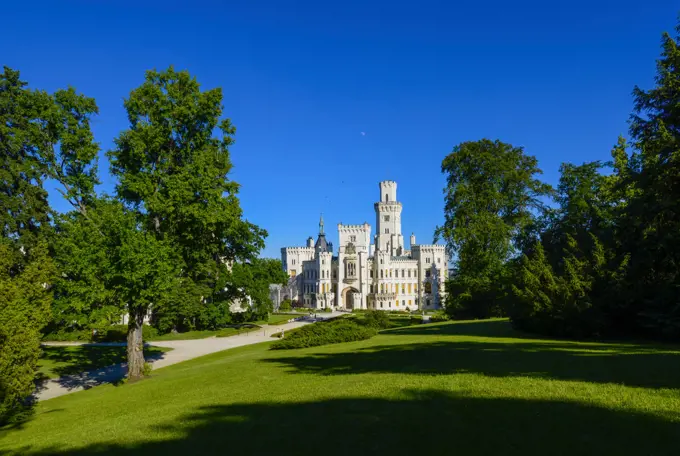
[4,319,680,455]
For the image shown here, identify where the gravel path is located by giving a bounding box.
[36,312,345,401]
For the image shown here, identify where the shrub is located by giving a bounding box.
[430,311,449,323]
[96,325,158,342]
[271,319,377,350]
[44,324,159,342]
[410,315,424,324]
[361,310,391,329]
[42,329,92,342]
[279,299,292,312]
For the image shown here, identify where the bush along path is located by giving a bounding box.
[35,315,343,401]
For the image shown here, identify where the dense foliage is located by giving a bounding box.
[1,65,274,421]
[107,67,267,343]
[436,139,551,320]
[441,23,680,341]
[271,318,377,350]
[0,67,90,424]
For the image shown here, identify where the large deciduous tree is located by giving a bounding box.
[107,67,266,374]
[435,139,552,319]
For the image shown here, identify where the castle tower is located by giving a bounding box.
[410,232,416,247]
[374,181,404,255]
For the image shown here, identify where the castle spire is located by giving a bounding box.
[319,213,324,235]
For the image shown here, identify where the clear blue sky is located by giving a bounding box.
[4,1,677,258]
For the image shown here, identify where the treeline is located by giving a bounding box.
[438,23,680,341]
[1,66,286,423]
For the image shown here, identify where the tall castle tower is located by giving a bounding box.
[374,181,404,255]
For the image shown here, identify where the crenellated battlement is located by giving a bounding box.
[283,246,315,252]
[412,244,446,250]
[338,223,370,231]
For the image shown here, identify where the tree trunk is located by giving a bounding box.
[127,310,145,380]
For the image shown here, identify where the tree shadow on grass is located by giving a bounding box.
[34,346,169,397]
[39,345,168,379]
[383,319,523,338]
[13,390,680,456]
[265,339,680,389]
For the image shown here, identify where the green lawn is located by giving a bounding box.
[148,329,222,341]
[37,345,172,379]
[266,313,299,325]
[150,325,261,341]
[5,319,680,455]
[149,315,294,341]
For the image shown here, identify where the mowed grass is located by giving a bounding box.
[4,319,680,456]
[37,345,172,379]
[149,315,295,341]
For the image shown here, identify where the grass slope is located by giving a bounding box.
[4,319,680,455]
[37,345,172,379]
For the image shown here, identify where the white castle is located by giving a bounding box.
[280,181,448,311]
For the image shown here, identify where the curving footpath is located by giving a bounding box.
[36,312,344,401]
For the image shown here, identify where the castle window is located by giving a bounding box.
[437,257,441,263]
[292,259,296,265]
[380,270,384,278]
[385,194,389,202]
[380,302,383,308]
[370,269,374,278]
[401,284,405,294]
[402,300,405,307]
[401,269,405,278]
[408,269,411,278]
[291,270,296,277]
[385,228,389,234]
[380,258,384,264]
[322,259,325,265]
[426,270,431,278]
[384,215,390,222]
[426,258,431,264]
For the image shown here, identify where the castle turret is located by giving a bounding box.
[410,233,416,246]
[374,181,403,255]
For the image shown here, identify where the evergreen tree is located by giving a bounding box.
[619,22,680,338]
[0,66,96,422]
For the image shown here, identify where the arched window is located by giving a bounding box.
[385,194,389,202]
[380,270,384,278]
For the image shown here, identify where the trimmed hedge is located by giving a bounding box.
[271,318,377,350]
